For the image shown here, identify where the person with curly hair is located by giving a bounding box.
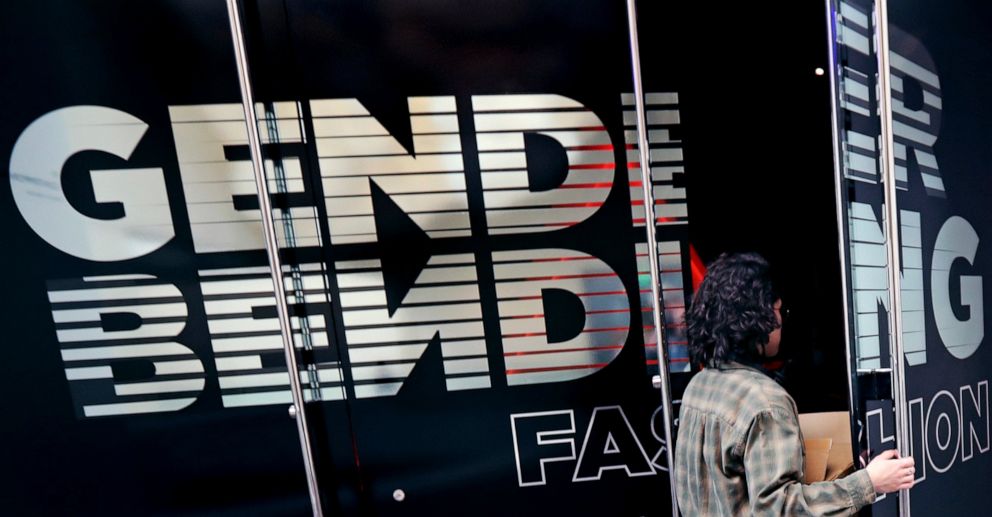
[673,252,915,516]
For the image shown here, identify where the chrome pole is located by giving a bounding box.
[624,1,679,515]
[874,0,911,514]
[224,1,325,515]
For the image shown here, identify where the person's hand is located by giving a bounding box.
[865,449,915,494]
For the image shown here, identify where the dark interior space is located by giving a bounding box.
[642,1,852,412]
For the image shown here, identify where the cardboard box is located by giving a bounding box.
[799,411,856,482]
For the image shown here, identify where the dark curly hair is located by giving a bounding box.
[685,252,781,368]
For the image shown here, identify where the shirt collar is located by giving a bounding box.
[716,360,765,374]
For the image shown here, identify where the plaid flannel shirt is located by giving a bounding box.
[674,362,876,516]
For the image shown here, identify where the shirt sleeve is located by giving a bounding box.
[741,406,877,516]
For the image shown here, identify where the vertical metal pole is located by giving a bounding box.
[824,0,860,455]
[874,0,912,514]
[224,1,325,515]
[624,1,679,515]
